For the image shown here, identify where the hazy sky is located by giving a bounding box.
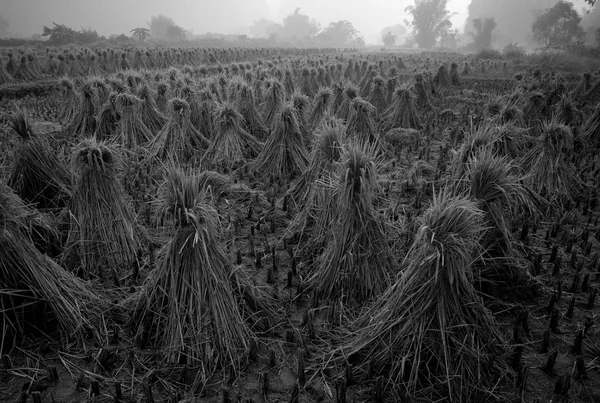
[0,0,593,44]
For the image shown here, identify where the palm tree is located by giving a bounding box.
[130,27,150,42]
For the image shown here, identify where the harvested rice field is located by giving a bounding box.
[1,46,600,403]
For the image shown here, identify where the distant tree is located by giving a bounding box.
[317,20,364,47]
[380,23,407,44]
[532,0,585,50]
[149,14,178,40]
[469,18,497,51]
[166,24,187,42]
[0,13,9,37]
[405,0,454,48]
[280,8,320,40]
[439,28,459,49]
[382,31,397,47]
[130,27,150,42]
[42,23,78,45]
[249,18,279,38]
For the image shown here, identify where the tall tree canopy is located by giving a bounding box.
[405,0,453,48]
[469,17,497,51]
[148,14,186,41]
[532,0,584,50]
[317,20,364,47]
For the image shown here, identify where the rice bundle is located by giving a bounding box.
[0,58,13,85]
[331,82,345,116]
[94,92,120,141]
[433,64,451,87]
[1,182,106,348]
[310,143,392,305]
[147,98,211,163]
[8,109,72,209]
[386,76,398,105]
[203,102,261,171]
[521,119,583,201]
[6,52,16,75]
[260,78,286,129]
[569,72,592,99]
[337,83,359,121]
[413,74,433,110]
[499,103,524,125]
[156,82,169,113]
[291,91,312,140]
[381,86,422,132]
[130,167,253,367]
[450,122,497,177]
[136,82,168,135]
[283,69,295,96]
[346,97,378,143]
[114,92,153,148]
[12,55,37,81]
[253,105,309,181]
[461,61,471,75]
[57,77,80,123]
[449,62,461,86]
[66,81,101,137]
[554,93,582,127]
[342,190,504,402]
[299,67,316,97]
[367,75,388,112]
[61,138,143,277]
[307,87,333,131]
[196,89,218,140]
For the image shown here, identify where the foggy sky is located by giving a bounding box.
[0,0,595,45]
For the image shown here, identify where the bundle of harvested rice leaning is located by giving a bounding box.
[461,61,471,75]
[147,98,211,163]
[342,190,505,402]
[336,83,359,121]
[309,142,393,306]
[253,104,309,181]
[130,167,254,368]
[582,102,600,149]
[235,83,269,140]
[57,77,80,124]
[61,138,144,279]
[434,64,451,87]
[366,75,388,112]
[413,74,433,110]
[114,92,153,148]
[12,55,37,81]
[381,86,422,132]
[203,102,262,171]
[136,82,167,135]
[66,81,101,137]
[155,82,169,112]
[449,62,461,86]
[450,121,498,177]
[94,92,120,141]
[308,87,333,131]
[554,93,582,127]
[521,119,583,203]
[260,78,286,129]
[346,97,378,143]
[462,149,539,294]
[0,58,13,84]
[8,109,72,210]
[1,182,106,350]
[291,91,312,141]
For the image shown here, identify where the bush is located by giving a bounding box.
[502,43,526,59]
[523,51,600,73]
[475,48,503,60]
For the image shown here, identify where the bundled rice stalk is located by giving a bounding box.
[331,82,345,116]
[381,86,422,132]
[337,83,359,121]
[147,98,211,163]
[309,143,392,305]
[5,51,16,75]
[367,75,388,112]
[291,91,312,141]
[498,103,524,126]
[203,102,262,171]
[450,121,498,177]
[13,55,37,81]
[196,89,218,140]
[569,72,592,99]
[461,61,471,75]
[1,182,106,349]
[57,78,79,123]
[8,109,72,209]
[61,138,144,278]
[299,67,316,97]
[449,62,461,86]
[342,190,505,402]
[433,64,451,87]
[94,92,120,141]
[130,167,253,368]
[554,93,582,127]
[346,97,378,143]
[114,92,153,148]
[0,58,13,85]
[136,82,168,135]
[581,102,600,149]
[307,87,333,131]
[253,104,309,181]
[414,74,433,110]
[65,81,101,137]
[156,82,169,113]
[521,119,583,202]
[260,78,286,129]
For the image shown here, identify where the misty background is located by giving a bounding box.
[0,0,597,48]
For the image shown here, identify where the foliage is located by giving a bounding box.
[380,23,407,45]
[317,20,365,47]
[469,18,497,52]
[130,27,150,42]
[439,28,459,49]
[475,48,503,60]
[405,0,454,48]
[382,31,397,47]
[42,22,101,45]
[502,42,526,58]
[532,0,585,50]
[148,14,187,42]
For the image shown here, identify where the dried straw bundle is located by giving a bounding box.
[343,190,505,402]
[66,81,101,137]
[346,97,378,143]
[337,83,359,121]
[61,139,143,278]
[260,78,286,129]
[433,64,451,87]
[367,75,388,112]
[13,55,37,81]
[461,61,471,75]
[94,92,120,141]
[582,102,600,149]
[113,92,153,148]
[203,102,261,171]
[310,143,392,305]
[449,62,461,86]
[1,183,106,349]
[253,105,309,181]
[130,167,253,368]
[57,77,80,123]
[147,98,211,163]
[0,58,13,85]
[135,82,167,135]
[308,87,333,131]
[234,83,269,140]
[291,91,312,141]
[381,86,422,132]
[413,74,433,110]
[8,109,72,209]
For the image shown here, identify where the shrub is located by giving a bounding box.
[475,48,503,60]
[502,43,526,59]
